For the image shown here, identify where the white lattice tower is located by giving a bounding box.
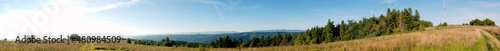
[443,0,446,23]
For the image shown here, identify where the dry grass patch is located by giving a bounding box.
[209,26,489,51]
[1,26,499,51]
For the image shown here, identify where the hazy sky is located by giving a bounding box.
[0,0,500,37]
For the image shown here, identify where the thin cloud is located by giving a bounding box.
[90,0,140,12]
[381,0,396,4]
[454,8,500,20]
[450,1,500,25]
[475,2,500,8]
[192,0,244,21]
[0,0,145,38]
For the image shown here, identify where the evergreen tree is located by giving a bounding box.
[127,38,132,44]
[197,8,434,48]
[162,37,173,46]
[293,33,304,45]
[414,10,420,21]
[340,20,349,40]
[276,32,283,46]
[323,19,334,42]
[249,36,260,47]
[237,38,243,46]
[281,33,292,46]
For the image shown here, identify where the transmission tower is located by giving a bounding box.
[443,0,446,23]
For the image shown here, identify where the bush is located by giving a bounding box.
[438,22,448,27]
[69,34,80,41]
[469,18,495,26]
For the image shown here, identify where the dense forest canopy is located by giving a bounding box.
[126,8,434,48]
[207,8,433,48]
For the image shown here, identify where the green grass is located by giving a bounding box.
[411,29,499,51]
[412,35,486,51]
[79,43,94,51]
[484,30,500,41]
[482,29,500,51]
[2,26,500,51]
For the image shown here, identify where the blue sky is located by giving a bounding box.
[0,0,500,36]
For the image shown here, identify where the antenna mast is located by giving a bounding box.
[443,0,446,23]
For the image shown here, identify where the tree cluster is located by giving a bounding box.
[238,32,293,47]
[467,18,495,26]
[129,37,203,47]
[208,36,241,48]
[204,8,433,48]
[128,8,433,48]
[438,22,448,27]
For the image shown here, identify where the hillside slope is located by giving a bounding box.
[207,26,500,51]
[130,32,301,43]
[1,26,500,51]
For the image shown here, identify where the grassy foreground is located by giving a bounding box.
[208,26,500,51]
[1,26,500,51]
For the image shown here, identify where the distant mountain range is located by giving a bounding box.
[249,29,305,32]
[164,31,240,35]
[128,29,304,43]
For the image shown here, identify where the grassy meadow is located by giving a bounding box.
[1,26,500,51]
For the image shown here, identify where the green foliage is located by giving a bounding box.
[334,8,431,40]
[463,23,469,25]
[469,18,496,26]
[483,18,496,26]
[198,44,206,51]
[132,8,433,48]
[208,8,431,48]
[131,37,203,48]
[323,19,335,42]
[133,39,159,46]
[281,33,292,45]
[293,33,304,45]
[162,37,173,46]
[339,20,349,40]
[182,42,192,47]
[127,38,132,44]
[438,22,448,27]
[271,32,282,46]
[471,19,483,25]
[69,34,80,41]
[209,36,238,48]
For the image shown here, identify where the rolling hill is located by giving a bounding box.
[205,26,500,51]
[128,29,304,43]
[2,26,500,51]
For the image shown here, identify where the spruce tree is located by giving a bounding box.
[323,19,334,42]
